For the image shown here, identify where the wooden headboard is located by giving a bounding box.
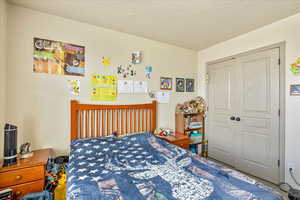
[70,100,157,141]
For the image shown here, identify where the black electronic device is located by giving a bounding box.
[288,187,300,200]
[279,182,300,200]
[3,124,17,167]
[0,189,13,200]
[54,156,69,164]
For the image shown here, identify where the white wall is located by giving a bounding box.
[6,5,198,156]
[0,0,7,158]
[198,13,300,188]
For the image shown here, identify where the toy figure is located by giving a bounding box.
[20,142,34,159]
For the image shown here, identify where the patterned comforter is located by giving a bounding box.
[67,133,282,200]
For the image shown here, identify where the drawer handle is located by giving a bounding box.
[16,175,22,180]
[15,191,22,196]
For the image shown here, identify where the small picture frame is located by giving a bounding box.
[290,84,300,96]
[176,78,185,92]
[132,51,142,64]
[186,79,195,92]
[160,77,172,90]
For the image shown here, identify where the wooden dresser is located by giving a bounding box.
[0,148,52,199]
[160,133,189,150]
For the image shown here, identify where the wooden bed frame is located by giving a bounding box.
[70,100,157,141]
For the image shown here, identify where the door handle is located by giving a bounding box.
[236,117,241,121]
[230,116,235,120]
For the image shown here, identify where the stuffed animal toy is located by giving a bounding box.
[154,128,171,137]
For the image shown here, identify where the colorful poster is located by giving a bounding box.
[290,58,300,75]
[160,77,172,90]
[68,80,80,96]
[91,74,117,101]
[33,38,85,76]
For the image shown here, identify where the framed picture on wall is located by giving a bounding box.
[290,84,300,96]
[186,78,195,92]
[176,78,185,92]
[160,77,172,90]
[132,51,142,64]
[33,38,85,76]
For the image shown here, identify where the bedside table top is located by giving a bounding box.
[0,148,53,173]
[160,133,189,143]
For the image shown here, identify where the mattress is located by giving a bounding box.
[67,133,282,200]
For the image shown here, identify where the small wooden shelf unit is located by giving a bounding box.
[175,112,205,153]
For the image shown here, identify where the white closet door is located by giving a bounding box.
[207,48,280,184]
[208,60,239,166]
[234,48,280,183]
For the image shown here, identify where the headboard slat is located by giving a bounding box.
[138,109,140,132]
[96,111,99,137]
[142,109,145,131]
[120,110,123,135]
[116,110,119,134]
[85,110,89,138]
[79,111,83,138]
[71,100,157,141]
[91,111,95,138]
[146,109,149,132]
[134,110,137,133]
[101,111,104,137]
[111,111,113,136]
[109,110,110,136]
[130,110,132,133]
[125,109,128,134]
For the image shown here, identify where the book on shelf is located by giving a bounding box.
[184,115,202,130]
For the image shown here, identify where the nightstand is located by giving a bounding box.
[160,133,189,150]
[0,148,53,199]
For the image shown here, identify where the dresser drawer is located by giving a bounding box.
[5,179,44,199]
[0,166,44,188]
[172,140,189,150]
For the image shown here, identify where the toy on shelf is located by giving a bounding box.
[188,121,202,129]
[189,131,203,144]
[175,96,207,114]
[184,115,203,130]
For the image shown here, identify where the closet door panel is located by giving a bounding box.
[208,60,238,166]
[243,58,270,113]
[235,48,280,183]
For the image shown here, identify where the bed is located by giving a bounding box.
[67,100,283,200]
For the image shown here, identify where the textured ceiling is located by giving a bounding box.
[7,0,300,50]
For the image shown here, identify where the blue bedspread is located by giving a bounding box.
[67,133,282,200]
